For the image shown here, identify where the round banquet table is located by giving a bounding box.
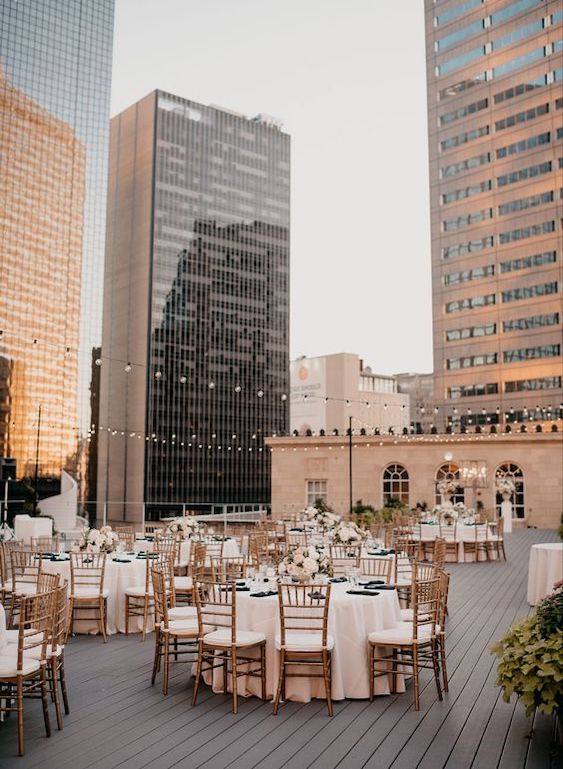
[527,543,563,605]
[134,536,240,564]
[413,523,493,562]
[41,555,150,635]
[203,581,405,702]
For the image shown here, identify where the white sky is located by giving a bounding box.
[111,0,433,375]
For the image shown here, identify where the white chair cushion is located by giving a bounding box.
[368,622,435,645]
[0,654,41,676]
[275,632,335,652]
[162,619,198,635]
[71,588,109,599]
[176,560,189,569]
[400,608,414,622]
[203,629,265,647]
[13,582,38,595]
[6,629,43,645]
[174,576,193,590]
[168,605,197,620]
[124,585,153,597]
[21,644,64,660]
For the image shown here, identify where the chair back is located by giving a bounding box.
[249,533,269,566]
[277,583,331,649]
[156,537,180,568]
[211,556,248,582]
[439,521,457,543]
[38,571,60,592]
[52,580,69,650]
[358,556,392,583]
[437,568,449,631]
[151,554,176,608]
[15,590,54,670]
[69,552,106,595]
[115,527,135,550]
[474,523,488,543]
[31,536,60,553]
[144,522,165,537]
[286,530,308,548]
[194,580,237,642]
[411,562,440,641]
[151,563,171,628]
[204,539,224,561]
[433,537,446,568]
[329,545,361,576]
[189,542,207,582]
[0,541,22,588]
[10,549,42,592]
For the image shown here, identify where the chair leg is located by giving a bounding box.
[272,650,284,715]
[391,648,398,694]
[51,658,63,730]
[40,668,51,738]
[412,646,420,711]
[142,596,149,642]
[231,648,238,714]
[431,641,443,701]
[439,637,448,692]
[17,677,24,756]
[163,636,170,695]
[59,657,70,715]
[125,596,129,635]
[322,650,333,716]
[260,644,267,701]
[223,653,228,695]
[192,641,203,706]
[151,629,160,685]
[368,643,374,701]
[100,598,108,643]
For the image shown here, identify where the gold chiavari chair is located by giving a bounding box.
[150,563,199,695]
[369,561,443,711]
[486,516,507,561]
[0,540,23,605]
[175,542,207,602]
[67,552,108,642]
[192,580,267,714]
[30,536,60,553]
[462,523,489,563]
[273,582,333,716]
[115,526,135,551]
[8,550,43,627]
[439,521,459,562]
[286,530,308,548]
[436,568,450,691]
[124,551,164,639]
[329,544,361,576]
[432,537,447,569]
[144,522,166,538]
[248,532,269,568]
[0,590,53,755]
[211,556,249,582]
[38,572,60,593]
[358,556,393,583]
[157,535,188,576]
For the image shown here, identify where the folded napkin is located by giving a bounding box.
[39,553,56,558]
[51,556,69,562]
[113,558,132,563]
[373,584,396,590]
[329,576,347,583]
[359,580,384,586]
[346,589,379,596]
[250,590,277,598]
[289,528,304,532]
[236,586,250,592]
[368,549,395,556]
[307,591,326,600]
[136,553,159,559]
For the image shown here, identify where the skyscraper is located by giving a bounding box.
[98,91,290,521]
[0,0,115,486]
[425,0,562,429]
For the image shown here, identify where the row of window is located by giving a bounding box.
[439,97,488,125]
[442,196,555,231]
[442,235,494,259]
[445,252,558,283]
[499,220,555,244]
[440,124,489,151]
[446,322,496,341]
[446,293,495,313]
[441,179,491,202]
[438,63,562,103]
[444,264,494,285]
[438,36,559,80]
[447,352,497,369]
[442,161,555,201]
[504,344,560,362]
[498,190,553,215]
[502,281,558,302]
[443,208,493,231]
[448,382,498,398]
[442,214,558,259]
[503,312,559,331]
[495,102,549,131]
[496,130,551,158]
[448,376,561,398]
[441,152,490,179]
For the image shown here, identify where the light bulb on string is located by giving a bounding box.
[180,375,187,384]
[208,381,215,390]
[234,384,242,393]
[257,389,264,398]
[281,393,287,401]
[124,363,132,373]
[95,358,102,367]
[155,371,162,380]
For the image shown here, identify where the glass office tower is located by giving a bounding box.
[425,0,562,429]
[98,92,290,520]
[0,0,115,487]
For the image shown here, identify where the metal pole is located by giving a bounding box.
[33,404,41,513]
[142,502,146,535]
[349,416,353,517]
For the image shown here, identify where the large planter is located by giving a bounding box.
[501,494,513,533]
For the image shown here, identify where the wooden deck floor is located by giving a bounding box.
[0,527,560,769]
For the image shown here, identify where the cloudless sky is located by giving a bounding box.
[111,0,433,375]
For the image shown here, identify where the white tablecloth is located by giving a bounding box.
[414,524,492,562]
[134,537,240,564]
[41,556,149,635]
[0,603,6,653]
[527,543,563,605]
[204,582,404,702]
[14,515,53,544]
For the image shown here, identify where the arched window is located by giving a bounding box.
[383,464,409,506]
[435,463,464,505]
[495,462,525,518]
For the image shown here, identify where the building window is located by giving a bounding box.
[446,322,496,341]
[439,72,488,100]
[435,463,464,506]
[444,265,494,285]
[306,480,327,508]
[495,463,525,519]
[382,464,409,506]
[440,153,490,179]
[440,125,489,152]
[496,131,550,159]
[446,294,495,313]
[492,19,545,52]
[499,250,556,273]
[448,383,498,399]
[493,45,545,79]
[435,0,484,27]
[443,208,493,231]
[503,313,559,332]
[497,161,551,187]
[437,20,484,51]
[439,97,488,125]
[447,353,497,369]
[503,344,561,363]
[499,221,555,244]
[498,191,553,215]
[442,236,494,259]
[495,104,549,131]
[502,282,558,302]
[494,72,548,104]
[441,180,491,203]
[504,376,561,392]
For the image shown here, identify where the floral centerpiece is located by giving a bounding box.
[278,544,331,581]
[165,516,200,538]
[495,477,515,496]
[437,478,459,499]
[332,520,367,545]
[78,525,119,553]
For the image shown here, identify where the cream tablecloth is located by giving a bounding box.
[527,543,563,605]
[413,523,492,562]
[204,581,404,702]
[13,515,53,544]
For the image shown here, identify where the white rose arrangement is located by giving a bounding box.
[165,516,200,538]
[432,502,475,525]
[278,545,331,581]
[495,477,515,495]
[332,520,367,545]
[437,478,459,497]
[305,507,341,531]
[78,525,119,553]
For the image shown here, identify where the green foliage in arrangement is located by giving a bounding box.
[491,586,563,717]
[352,499,376,529]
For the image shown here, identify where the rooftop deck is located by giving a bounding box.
[0,527,560,769]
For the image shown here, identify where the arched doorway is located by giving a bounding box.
[382,464,409,506]
[495,463,525,519]
[435,463,464,505]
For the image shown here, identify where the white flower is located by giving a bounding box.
[303,557,318,574]
[278,562,287,575]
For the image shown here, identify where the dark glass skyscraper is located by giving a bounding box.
[98,91,290,520]
[0,0,115,488]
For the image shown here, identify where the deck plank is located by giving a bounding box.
[0,528,558,769]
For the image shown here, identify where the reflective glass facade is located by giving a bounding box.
[0,0,114,483]
[98,92,290,518]
[426,0,562,427]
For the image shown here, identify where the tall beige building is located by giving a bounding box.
[425,0,562,430]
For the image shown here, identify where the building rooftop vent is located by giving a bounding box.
[251,113,284,129]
